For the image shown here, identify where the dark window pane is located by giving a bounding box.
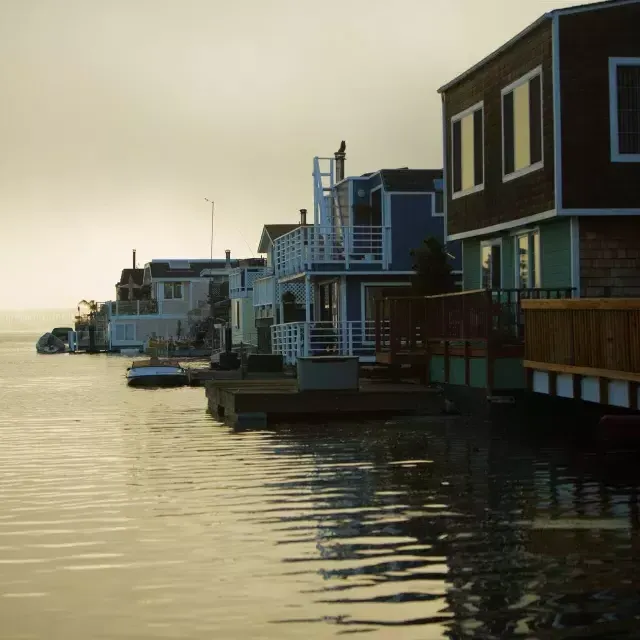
[491,245,501,289]
[617,65,640,154]
[434,191,444,213]
[503,91,515,174]
[452,120,462,192]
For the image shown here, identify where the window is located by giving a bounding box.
[114,323,135,341]
[502,68,543,180]
[234,300,240,329]
[515,230,541,288]
[451,102,484,198]
[163,282,183,300]
[481,240,502,289]
[433,190,444,216]
[609,57,640,162]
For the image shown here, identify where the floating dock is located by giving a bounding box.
[205,379,444,428]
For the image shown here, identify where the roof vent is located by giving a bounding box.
[168,260,190,270]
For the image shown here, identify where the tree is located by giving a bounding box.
[410,237,456,296]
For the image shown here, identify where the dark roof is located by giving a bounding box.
[258,224,300,253]
[438,0,638,93]
[380,169,443,192]
[116,268,144,287]
[147,259,240,279]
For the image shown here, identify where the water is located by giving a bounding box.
[1,332,640,639]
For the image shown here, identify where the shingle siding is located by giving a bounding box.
[443,20,555,237]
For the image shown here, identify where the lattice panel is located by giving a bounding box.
[276,282,306,304]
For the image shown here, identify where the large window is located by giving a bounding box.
[481,240,502,289]
[163,282,183,300]
[609,57,640,162]
[502,67,543,181]
[114,323,135,341]
[515,230,541,289]
[451,102,484,198]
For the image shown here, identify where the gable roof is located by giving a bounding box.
[258,224,300,253]
[116,268,144,287]
[380,169,443,192]
[147,259,240,279]
[438,0,639,94]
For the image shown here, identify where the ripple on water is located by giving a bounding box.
[1,334,640,639]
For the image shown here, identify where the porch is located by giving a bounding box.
[271,321,377,365]
[375,288,573,391]
[274,225,388,279]
[523,299,640,409]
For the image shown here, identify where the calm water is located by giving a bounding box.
[1,333,640,639]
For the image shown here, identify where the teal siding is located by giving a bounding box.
[540,219,572,289]
[462,240,481,290]
[461,218,571,292]
[493,358,526,390]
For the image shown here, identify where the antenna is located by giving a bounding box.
[204,198,214,260]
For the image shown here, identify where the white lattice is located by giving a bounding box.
[276,282,306,304]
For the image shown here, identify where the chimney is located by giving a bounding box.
[225,249,231,267]
[335,140,346,182]
[299,209,307,225]
[132,249,136,269]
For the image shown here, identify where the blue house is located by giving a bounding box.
[255,144,461,363]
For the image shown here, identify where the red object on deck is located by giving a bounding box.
[598,414,640,441]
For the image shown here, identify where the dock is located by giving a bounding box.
[205,379,444,428]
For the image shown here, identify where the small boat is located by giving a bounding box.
[126,358,188,387]
[36,332,67,354]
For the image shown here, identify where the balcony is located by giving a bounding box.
[271,321,378,365]
[109,300,158,316]
[274,226,387,278]
[253,273,275,307]
[229,267,269,299]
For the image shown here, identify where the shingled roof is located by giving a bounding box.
[380,169,443,192]
[116,268,144,287]
[147,259,240,279]
[258,224,300,253]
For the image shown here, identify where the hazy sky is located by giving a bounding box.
[1,0,594,309]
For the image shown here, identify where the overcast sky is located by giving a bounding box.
[0,0,595,309]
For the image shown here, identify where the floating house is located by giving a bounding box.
[376,0,640,407]
[228,257,268,347]
[256,143,461,364]
[106,253,244,352]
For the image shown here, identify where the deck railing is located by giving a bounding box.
[523,298,640,375]
[253,274,276,307]
[274,225,386,277]
[375,288,574,355]
[229,267,269,298]
[271,320,381,364]
[110,300,158,316]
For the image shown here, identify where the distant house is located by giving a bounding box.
[438,0,640,298]
[261,145,460,364]
[106,253,245,351]
[115,268,145,301]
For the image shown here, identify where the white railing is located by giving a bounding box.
[271,320,384,365]
[109,300,159,316]
[253,274,276,307]
[229,267,269,298]
[274,226,386,277]
[313,156,335,226]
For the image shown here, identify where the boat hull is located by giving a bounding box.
[127,374,188,388]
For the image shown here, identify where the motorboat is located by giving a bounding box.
[36,332,67,354]
[126,358,188,387]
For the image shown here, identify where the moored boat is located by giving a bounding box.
[36,332,67,354]
[126,358,188,387]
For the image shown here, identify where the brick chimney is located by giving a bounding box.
[299,209,307,225]
[225,249,231,267]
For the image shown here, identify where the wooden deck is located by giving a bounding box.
[522,298,640,409]
[205,379,444,428]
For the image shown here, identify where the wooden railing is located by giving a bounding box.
[376,288,574,355]
[523,298,640,376]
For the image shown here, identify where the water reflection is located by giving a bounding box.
[1,333,640,638]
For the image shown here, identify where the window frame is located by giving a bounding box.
[513,228,541,289]
[609,57,640,163]
[114,323,135,342]
[450,100,485,200]
[480,238,503,290]
[163,282,184,300]
[501,66,544,183]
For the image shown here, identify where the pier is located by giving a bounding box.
[205,378,444,428]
